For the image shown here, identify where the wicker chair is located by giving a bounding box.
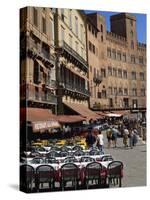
[20,164,35,192]
[107,161,123,187]
[101,155,113,161]
[60,163,79,190]
[73,150,85,157]
[85,162,103,189]
[36,165,55,191]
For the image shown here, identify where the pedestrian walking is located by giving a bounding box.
[123,127,129,148]
[133,128,138,146]
[85,130,96,149]
[106,127,112,148]
[112,127,118,148]
[129,129,134,149]
[96,130,104,153]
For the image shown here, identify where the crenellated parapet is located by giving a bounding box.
[106,31,127,46]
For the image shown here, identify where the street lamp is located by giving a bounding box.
[54,47,64,115]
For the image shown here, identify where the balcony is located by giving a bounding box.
[93,75,102,85]
[64,83,89,96]
[45,79,56,88]
[27,92,57,105]
[27,38,55,67]
[58,41,88,71]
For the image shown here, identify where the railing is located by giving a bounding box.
[64,83,89,96]
[27,92,57,105]
[41,94,57,104]
[41,49,50,60]
[45,79,56,88]
[27,38,55,65]
[93,75,102,85]
[59,41,88,68]
[92,104,146,111]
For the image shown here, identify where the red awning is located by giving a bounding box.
[56,115,85,124]
[96,111,107,117]
[20,108,60,132]
[111,110,130,116]
[64,102,101,120]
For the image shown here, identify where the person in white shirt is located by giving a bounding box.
[123,128,129,148]
[97,130,104,153]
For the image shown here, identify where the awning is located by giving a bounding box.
[64,102,101,120]
[105,113,122,117]
[112,110,130,116]
[96,111,129,118]
[96,111,107,117]
[20,108,60,132]
[56,115,85,124]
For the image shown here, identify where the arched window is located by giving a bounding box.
[101,35,103,42]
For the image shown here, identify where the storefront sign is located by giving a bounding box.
[32,121,60,131]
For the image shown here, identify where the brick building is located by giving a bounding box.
[87,13,146,115]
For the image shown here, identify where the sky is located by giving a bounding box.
[85,10,146,44]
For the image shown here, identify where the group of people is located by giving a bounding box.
[123,127,138,149]
[85,128,104,152]
[85,125,140,152]
[106,127,118,148]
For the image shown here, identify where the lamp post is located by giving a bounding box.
[54,47,64,115]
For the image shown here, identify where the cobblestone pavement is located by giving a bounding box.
[102,131,146,187]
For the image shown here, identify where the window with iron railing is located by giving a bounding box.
[112,50,116,59]
[61,8,65,21]
[80,24,83,41]
[118,88,123,95]
[107,47,111,58]
[42,17,46,34]
[122,53,126,62]
[113,68,117,77]
[132,88,137,96]
[124,88,128,96]
[69,9,72,29]
[123,70,127,79]
[75,16,78,36]
[131,71,136,80]
[118,69,122,78]
[114,87,117,95]
[50,18,54,42]
[101,68,106,78]
[108,66,112,76]
[141,88,145,96]
[101,90,107,98]
[131,55,136,63]
[108,87,113,95]
[140,72,145,81]
[139,56,144,64]
[61,26,65,41]
[117,51,121,60]
[33,8,38,27]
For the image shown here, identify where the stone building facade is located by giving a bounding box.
[20,8,146,116]
[54,8,89,114]
[20,7,57,113]
[87,13,146,111]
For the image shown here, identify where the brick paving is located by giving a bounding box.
[102,131,146,187]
